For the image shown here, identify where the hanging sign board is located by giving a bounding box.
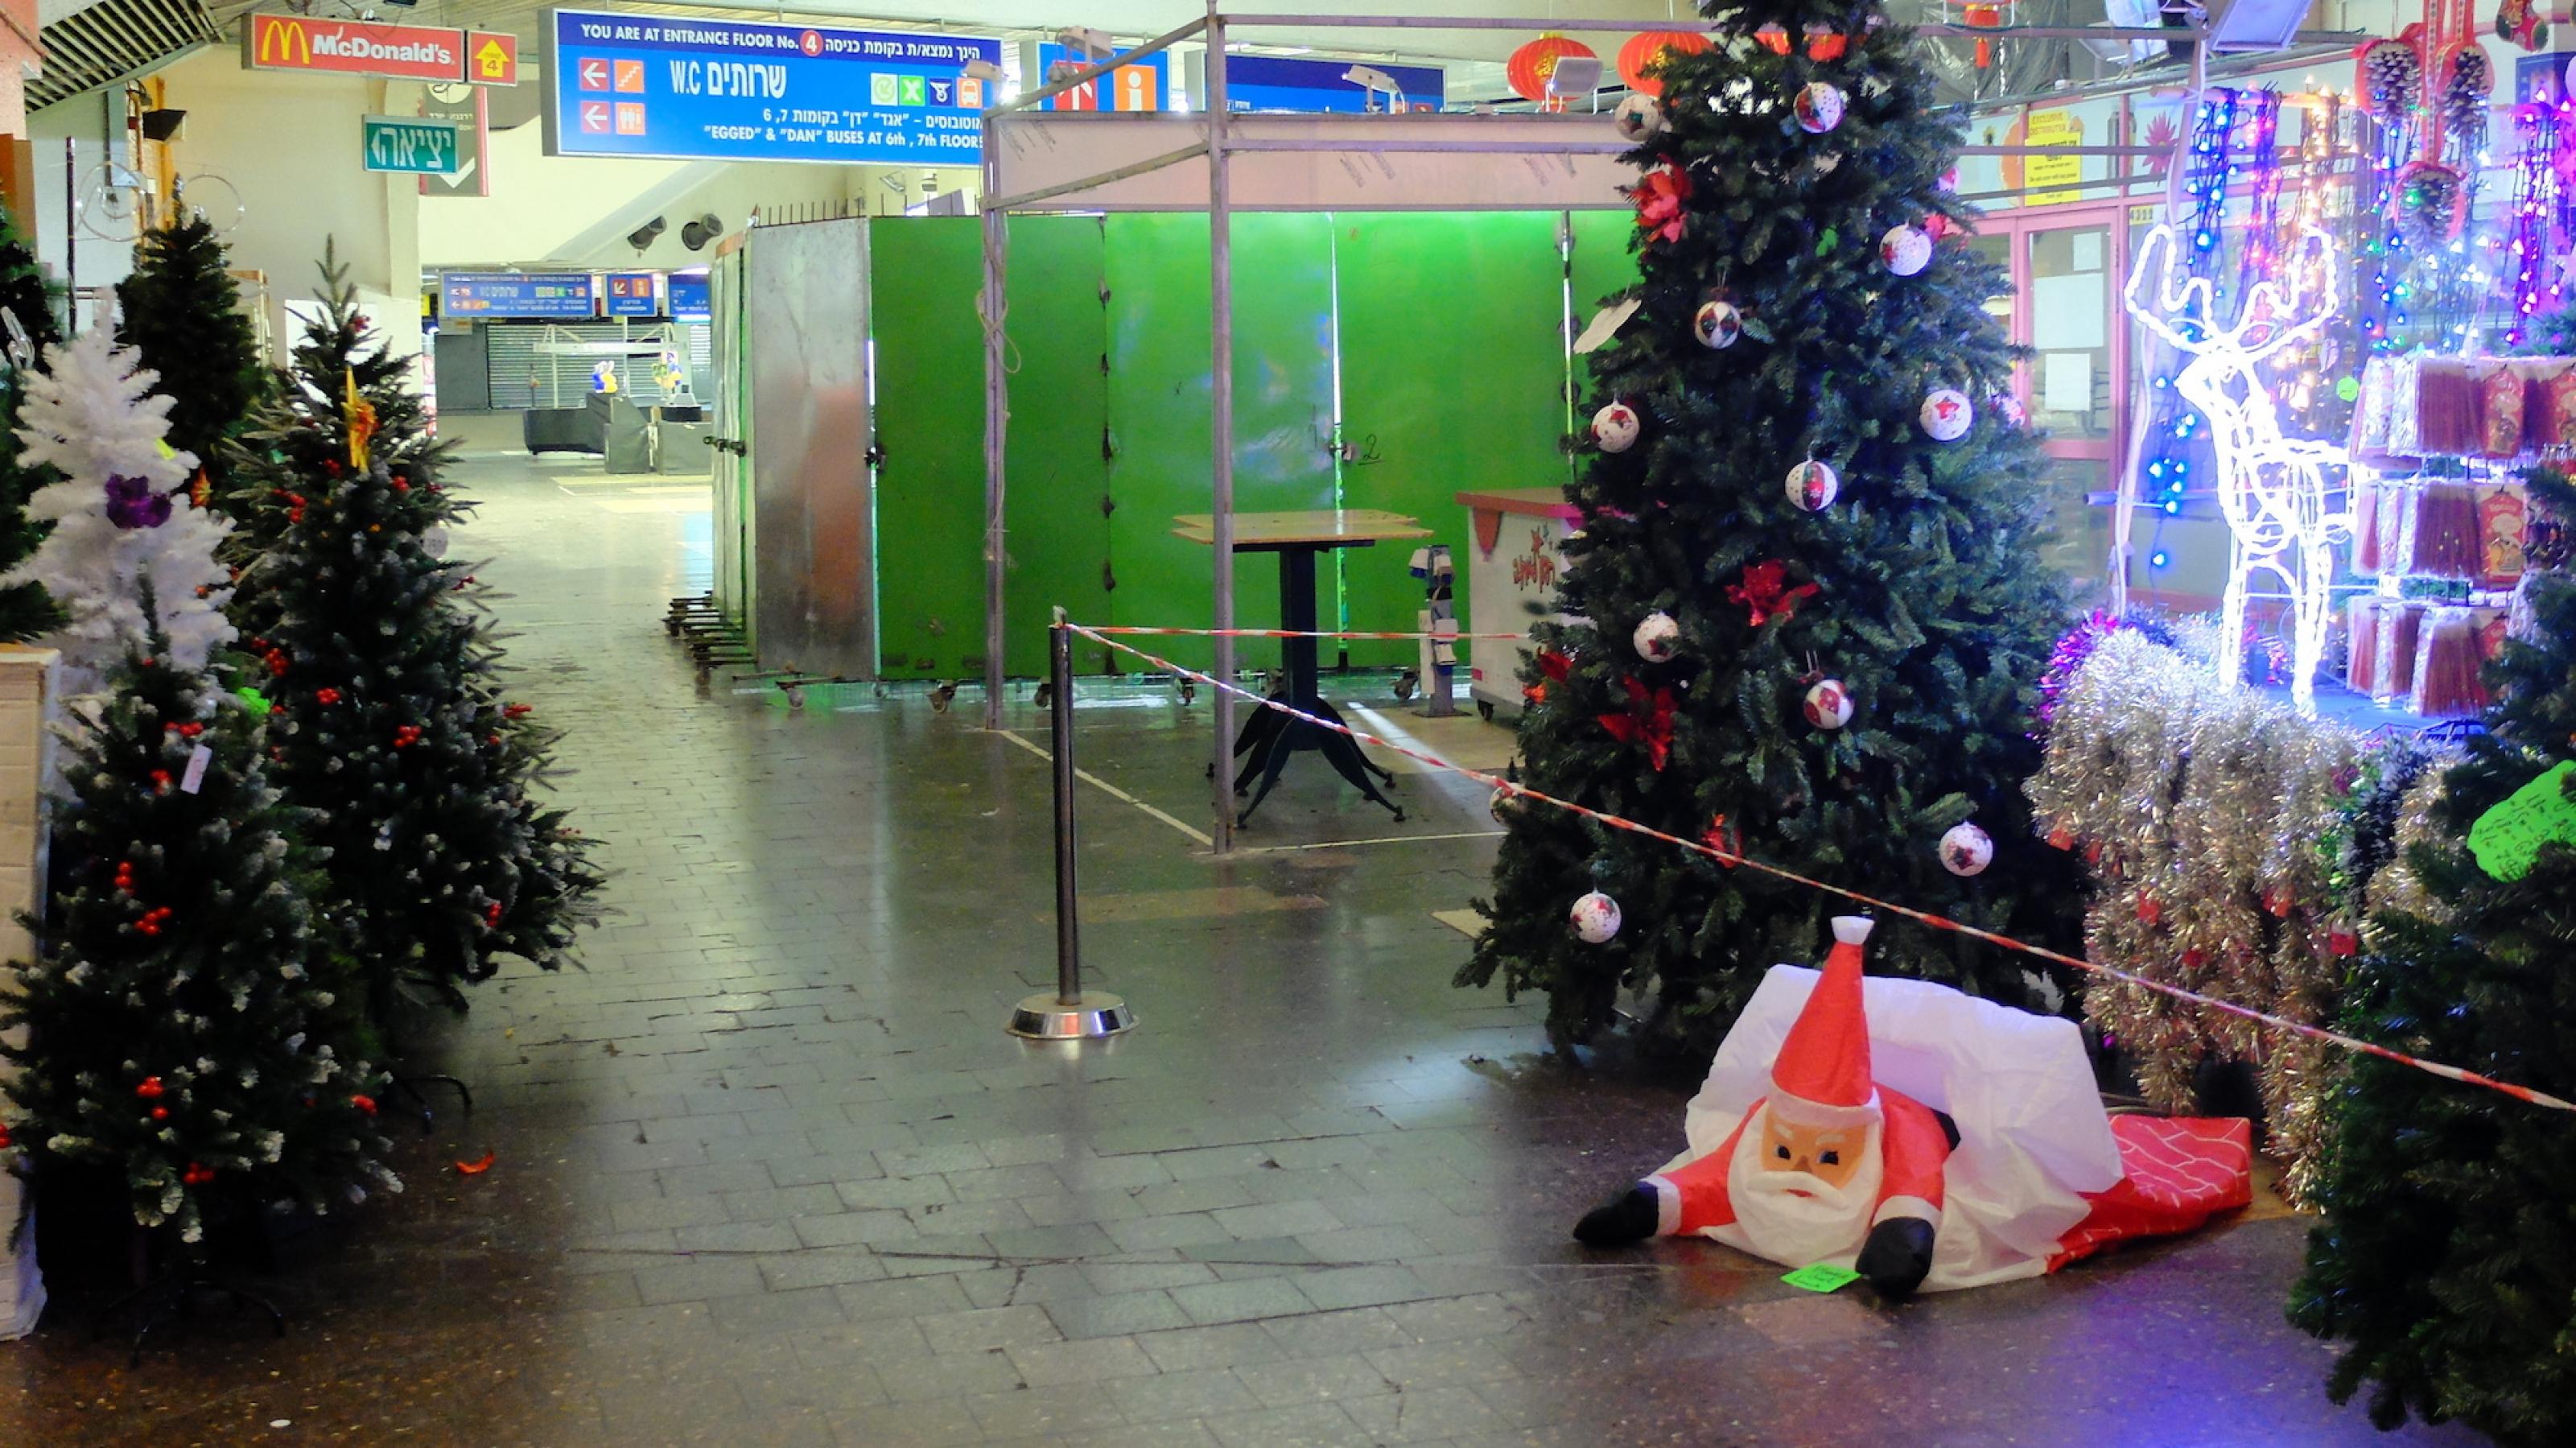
[1028,42,1167,112]
[1207,54,1444,113]
[668,272,712,321]
[468,30,521,86]
[363,115,463,174]
[439,271,598,320]
[243,14,468,83]
[542,8,999,164]
[604,272,661,317]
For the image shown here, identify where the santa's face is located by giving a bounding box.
[1729,1107,1882,1267]
[1759,1113,1867,1189]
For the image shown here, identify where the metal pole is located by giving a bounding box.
[981,118,1008,730]
[1008,610,1135,1040]
[1207,4,1237,856]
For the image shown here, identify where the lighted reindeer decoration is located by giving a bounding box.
[2122,223,2348,716]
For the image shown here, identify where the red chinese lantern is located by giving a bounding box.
[1507,34,1597,107]
[1964,3,2003,70]
[1615,30,1711,98]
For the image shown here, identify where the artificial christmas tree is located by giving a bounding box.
[1461,4,2076,1055]
[115,214,268,503]
[2287,462,2576,1445]
[0,199,65,641]
[0,325,396,1248]
[225,254,600,1023]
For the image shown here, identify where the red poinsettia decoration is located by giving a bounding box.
[1631,165,1692,244]
[1526,648,1574,706]
[1725,560,1820,627]
[1597,675,1677,771]
[1701,813,1742,866]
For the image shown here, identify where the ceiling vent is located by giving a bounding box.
[29,0,222,113]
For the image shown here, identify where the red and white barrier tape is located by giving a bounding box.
[1075,625,1526,641]
[1059,620,2576,1116]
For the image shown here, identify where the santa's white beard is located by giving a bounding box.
[1725,1109,1884,1267]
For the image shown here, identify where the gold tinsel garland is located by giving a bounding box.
[2028,630,2391,1206]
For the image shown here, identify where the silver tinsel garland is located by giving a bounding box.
[2028,630,2393,1206]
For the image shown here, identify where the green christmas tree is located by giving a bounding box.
[0,325,395,1245]
[0,198,65,641]
[115,214,270,502]
[225,254,600,1024]
[1459,5,2077,1054]
[2287,463,2576,1444]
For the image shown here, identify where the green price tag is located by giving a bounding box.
[1780,1262,1861,1293]
[2467,761,2576,881]
[235,686,273,716]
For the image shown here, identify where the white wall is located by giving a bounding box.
[148,50,421,364]
[26,93,137,332]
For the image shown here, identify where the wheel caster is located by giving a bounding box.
[1477,701,1495,723]
[785,686,806,710]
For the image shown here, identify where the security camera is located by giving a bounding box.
[1056,26,1115,60]
[1343,64,1400,93]
[962,58,1004,83]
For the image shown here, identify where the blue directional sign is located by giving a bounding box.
[1223,55,1443,114]
[668,272,712,322]
[439,270,596,320]
[542,8,999,165]
[603,271,660,316]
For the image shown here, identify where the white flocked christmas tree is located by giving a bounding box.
[0,324,229,695]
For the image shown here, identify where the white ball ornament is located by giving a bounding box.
[1794,81,1844,134]
[1802,678,1853,730]
[1693,299,1742,350]
[1612,93,1666,142]
[1489,785,1522,825]
[1785,459,1839,511]
[1919,388,1973,442]
[1632,611,1680,663]
[1939,822,1995,877]
[1592,401,1642,453]
[1570,890,1623,944]
[420,526,451,559]
[1879,224,1932,277]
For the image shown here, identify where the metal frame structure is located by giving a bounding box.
[978,8,2283,852]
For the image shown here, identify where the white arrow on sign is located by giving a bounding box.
[579,57,608,89]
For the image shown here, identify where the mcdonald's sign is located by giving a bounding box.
[241,13,468,83]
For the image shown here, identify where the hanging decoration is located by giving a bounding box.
[1597,676,1677,770]
[1614,30,1711,98]
[1786,458,1839,511]
[1632,164,1692,244]
[1694,298,1742,349]
[1802,678,1853,729]
[1880,224,1933,278]
[1632,610,1681,662]
[1725,559,1820,627]
[2124,223,2348,714]
[1612,93,1666,142]
[1507,35,1597,109]
[1794,82,1844,134]
[2504,103,2563,346]
[1919,388,1973,440]
[1593,400,1643,452]
[2395,159,2468,251]
[1938,822,1994,876]
[1570,891,1622,944]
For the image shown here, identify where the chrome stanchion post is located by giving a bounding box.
[1010,611,1136,1040]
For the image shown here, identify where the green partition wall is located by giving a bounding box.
[865,208,1604,679]
[869,217,985,679]
[1568,208,1644,396]
[1333,212,1572,665]
[1102,212,1337,675]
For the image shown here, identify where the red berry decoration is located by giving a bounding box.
[393,724,423,749]
[178,721,203,737]
[150,1106,170,1121]
[148,769,173,795]
[315,687,341,706]
[135,1076,165,1099]
[349,1094,378,1116]
[484,901,505,926]
[181,1163,215,1186]
[502,703,534,720]
[0,1123,14,1149]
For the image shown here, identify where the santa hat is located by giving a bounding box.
[1767,916,1882,1128]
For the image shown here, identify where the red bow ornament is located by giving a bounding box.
[1597,675,1677,771]
[1632,165,1692,244]
[1702,813,1742,866]
[1725,560,1820,627]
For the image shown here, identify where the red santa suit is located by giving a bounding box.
[1619,917,2252,1293]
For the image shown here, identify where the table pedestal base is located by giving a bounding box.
[1230,691,1403,825]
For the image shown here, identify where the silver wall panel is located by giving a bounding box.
[746,218,876,679]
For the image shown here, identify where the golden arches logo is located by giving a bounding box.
[256,17,312,66]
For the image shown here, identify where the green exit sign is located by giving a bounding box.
[361,115,461,174]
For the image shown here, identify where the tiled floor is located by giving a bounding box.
[0,443,2469,1446]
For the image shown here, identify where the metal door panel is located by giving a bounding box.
[747,218,876,678]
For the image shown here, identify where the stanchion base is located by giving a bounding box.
[1008,991,1136,1041]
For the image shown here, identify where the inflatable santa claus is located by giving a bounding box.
[1574,917,2253,1297]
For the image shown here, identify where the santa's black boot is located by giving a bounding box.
[1572,1185,1660,1246]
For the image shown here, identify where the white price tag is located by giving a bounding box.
[179,743,213,794]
